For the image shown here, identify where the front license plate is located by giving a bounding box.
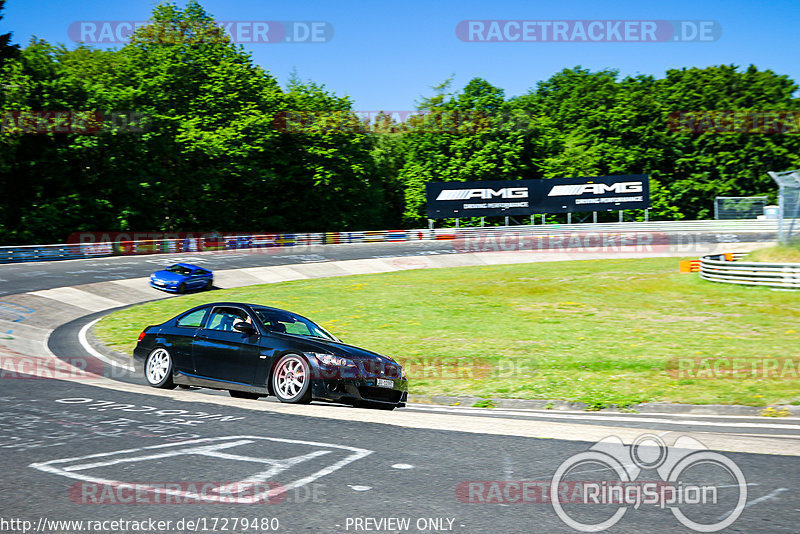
[376,378,394,388]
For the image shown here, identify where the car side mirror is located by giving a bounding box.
[233,322,256,334]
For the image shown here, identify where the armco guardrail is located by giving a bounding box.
[0,219,778,264]
[700,252,800,289]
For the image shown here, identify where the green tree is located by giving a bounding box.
[0,0,18,67]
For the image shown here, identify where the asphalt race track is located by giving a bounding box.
[0,222,777,297]
[2,231,799,533]
[2,378,799,533]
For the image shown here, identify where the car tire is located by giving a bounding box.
[272,354,312,404]
[205,280,213,291]
[229,390,260,400]
[144,347,176,389]
[177,283,186,294]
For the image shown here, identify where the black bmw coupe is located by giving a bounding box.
[133,302,408,409]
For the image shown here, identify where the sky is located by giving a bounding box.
[3,0,799,111]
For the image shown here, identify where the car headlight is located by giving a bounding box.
[311,353,355,367]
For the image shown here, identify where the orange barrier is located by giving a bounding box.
[679,259,701,273]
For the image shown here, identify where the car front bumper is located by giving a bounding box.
[310,378,408,407]
[149,280,181,292]
[305,355,407,407]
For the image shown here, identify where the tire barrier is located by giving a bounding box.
[700,252,800,289]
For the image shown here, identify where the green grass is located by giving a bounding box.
[746,242,800,263]
[95,257,800,408]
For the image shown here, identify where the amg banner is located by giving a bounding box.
[425,175,650,218]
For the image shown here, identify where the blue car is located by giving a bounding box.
[149,263,213,293]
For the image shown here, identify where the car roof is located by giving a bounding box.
[172,262,206,269]
[187,302,290,314]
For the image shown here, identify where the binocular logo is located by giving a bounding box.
[551,434,747,532]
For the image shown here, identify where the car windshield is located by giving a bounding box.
[165,265,192,276]
[253,307,338,342]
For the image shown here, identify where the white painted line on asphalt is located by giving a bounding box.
[210,450,333,493]
[503,456,513,480]
[407,403,800,421]
[403,405,800,431]
[78,318,135,372]
[30,435,373,504]
[391,463,414,469]
[348,485,372,491]
[717,488,789,521]
[63,440,256,472]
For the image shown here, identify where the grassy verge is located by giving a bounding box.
[745,242,800,263]
[95,257,800,408]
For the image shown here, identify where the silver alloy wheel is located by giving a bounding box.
[146,348,171,385]
[275,355,307,400]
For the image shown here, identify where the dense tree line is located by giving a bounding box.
[1,1,799,244]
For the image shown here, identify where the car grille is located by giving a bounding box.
[357,386,403,403]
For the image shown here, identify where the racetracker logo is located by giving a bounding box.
[0,350,133,380]
[0,111,148,134]
[272,110,494,135]
[452,231,671,254]
[456,20,721,42]
[668,357,800,379]
[70,481,287,504]
[68,21,333,44]
[668,111,800,134]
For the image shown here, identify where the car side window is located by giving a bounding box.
[207,307,250,332]
[176,308,207,328]
[284,322,312,336]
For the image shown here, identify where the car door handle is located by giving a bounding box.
[198,334,209,340]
